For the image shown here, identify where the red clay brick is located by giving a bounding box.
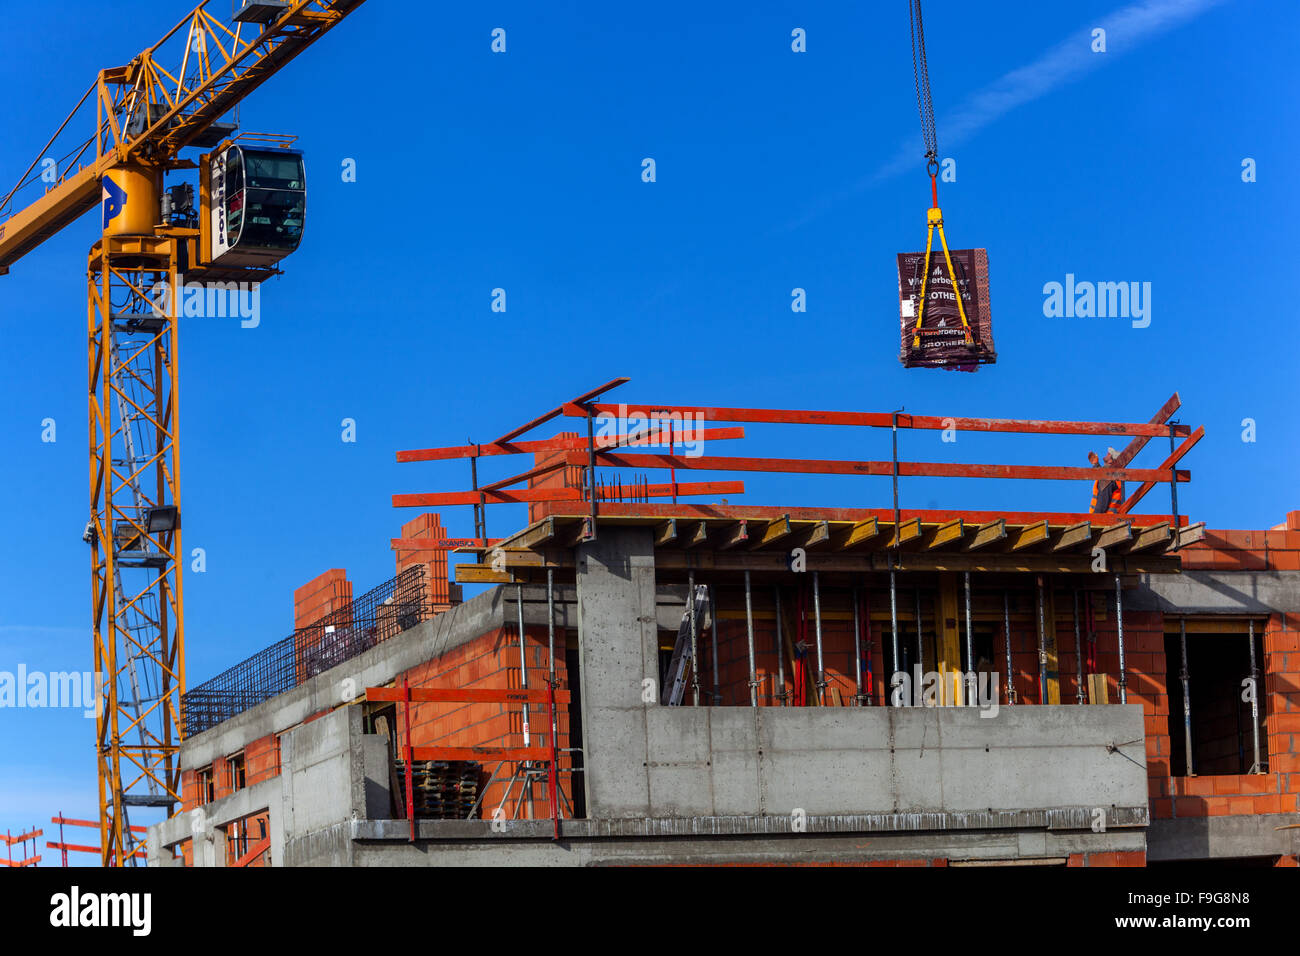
[1270,550,1300,571]
[1254,794,1284,814]
[1226,797,1255,816]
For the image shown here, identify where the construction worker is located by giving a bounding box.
[1088,448,1123,514]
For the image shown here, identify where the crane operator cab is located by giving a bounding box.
[203,144,305,269]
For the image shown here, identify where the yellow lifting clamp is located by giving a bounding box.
[912,202,974,350]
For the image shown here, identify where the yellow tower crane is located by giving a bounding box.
[0,0,367,866]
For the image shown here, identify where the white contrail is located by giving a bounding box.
[873,0,1233,182]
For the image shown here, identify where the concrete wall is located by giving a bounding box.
[633,704,1149,823]
[1130,569,1300,614]
[572,528,1149,834]
[1148,813,1300,861]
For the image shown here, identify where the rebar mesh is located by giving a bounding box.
[182,566,432,735]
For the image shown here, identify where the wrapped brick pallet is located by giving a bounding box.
[896,247,996,371]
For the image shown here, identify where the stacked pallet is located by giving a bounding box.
[395,759,482,819]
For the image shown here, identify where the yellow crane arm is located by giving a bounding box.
[0,0,367,275]
[0,166,105,274]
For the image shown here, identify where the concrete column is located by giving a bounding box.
[575,527,657,818]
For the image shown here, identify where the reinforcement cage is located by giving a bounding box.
[182,566,432,735]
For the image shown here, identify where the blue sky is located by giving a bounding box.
[0,0,1295,860]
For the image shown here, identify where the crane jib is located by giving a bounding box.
[0,0,367,276]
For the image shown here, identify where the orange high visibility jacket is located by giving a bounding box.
[1090,477,1123,514]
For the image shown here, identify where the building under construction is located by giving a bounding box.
[147,383,1300,867]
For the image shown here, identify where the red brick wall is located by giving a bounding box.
[294,568,352,629]
[1178,525,1300,573]
[245,733,281,787]
[211,757,230,801]
[393,626,573,820]
[395,513,452,608]
[1151,521,1300,819]
[180,769,199,812]
[293,569,352,683]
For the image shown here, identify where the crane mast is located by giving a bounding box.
[0,0,367,866]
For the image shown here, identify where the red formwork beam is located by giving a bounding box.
[51,815,146,834]
[44,844,145,862]
[1120,425,1205,514]
[390,537,504,551]
[393,480,745,508]
[491,377,630,446]
[552,501,1187,527]
[392,383,1198,525]
[562,450,1188,485]
[372,684,567,835]
[478,459,569,494]
[572,400,1191,439]
[1110,392,1183,469]
[396,425,745,464]
[3,827,42,868]
[46,842,106,856]
[230,835,270,868]
[46,815,145,865]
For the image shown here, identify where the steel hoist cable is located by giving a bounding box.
[909,0,938,176]
[908,0,973,348]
